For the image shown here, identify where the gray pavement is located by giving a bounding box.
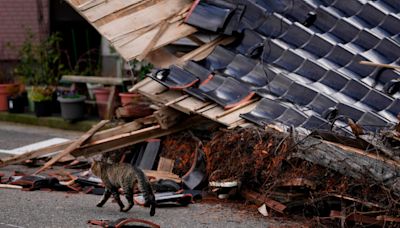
[0,122,297,228]
[0,187,273,228]
[0,121,81,150]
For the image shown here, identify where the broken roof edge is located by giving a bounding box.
[65,0,198,61]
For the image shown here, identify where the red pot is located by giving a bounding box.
[119,92,141,106]
[118,92,153,118]
[0,83,19,111]
[93,88,110,119]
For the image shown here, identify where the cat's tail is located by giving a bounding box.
[133,166,156,216]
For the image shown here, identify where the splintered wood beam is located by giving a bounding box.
[137,20,170,61]
[105,86,116,120]
[144,170,181,182]
[154,106,185,129]
[34,120,109,174]
[0,141,71,168]
[72,115,205,157]
[294,136,400,196]
[61,75,132,85]
[0,117,155,168]
[157,157,174,172]
[241,189,287,214]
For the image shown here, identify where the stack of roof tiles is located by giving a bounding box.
[149,0,400,134]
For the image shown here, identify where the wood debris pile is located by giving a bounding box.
[204,127,400,227]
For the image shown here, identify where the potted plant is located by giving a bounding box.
[14,32,65,117]
[29,86,54,117]
[117,60,153,118]
[58,91,86,121]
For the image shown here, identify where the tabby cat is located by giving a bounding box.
[90,160,156,216]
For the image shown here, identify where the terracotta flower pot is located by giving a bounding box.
[93,88,110,119]
[0,83,19,111]
[118,92,153,118]
[119,92,141,106]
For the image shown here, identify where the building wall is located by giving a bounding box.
[0,0,49,60]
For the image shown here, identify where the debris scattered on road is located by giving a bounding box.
[88,218,160,228]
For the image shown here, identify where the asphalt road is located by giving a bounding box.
[0,122,296,228]
[0,121,81,150]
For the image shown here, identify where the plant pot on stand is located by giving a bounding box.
[58,95,86,121]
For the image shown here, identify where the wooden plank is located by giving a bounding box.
[137,20,170,61]
[105,86,116,120]
[154,106,184,129]
[34,120,109,174]
[98,0,191,40]
[144,47,180,68]
[200,105,224,121]
[129,77,152,92]
[176,97,208,112]
[137,79,167,95]
[83,0,142,22]
[144,170,181,182]
[0,118,151,168]
[90,117,150,142]
[196,104,218,113]
[61,75,132,85]
[241,190,287,214]
[165,95,189,106]
[0,141,71,168]
[359,60,400,70]
[83,125,161,147]
[0,184,23,189]
[157,157,174,172]
[78,0,105,11]
[116,21,196,61]
[72,116,205,157]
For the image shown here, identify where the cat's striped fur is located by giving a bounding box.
[91,160,156,216]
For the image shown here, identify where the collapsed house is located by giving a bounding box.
[1,0,400,226]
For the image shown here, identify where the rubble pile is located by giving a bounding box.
[159,132,198,176]
[205,127,400,226]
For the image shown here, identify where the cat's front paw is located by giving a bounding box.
[96,203,104,207]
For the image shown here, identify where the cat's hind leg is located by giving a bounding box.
[97,189,111,207]
[121,185,134,212]
[111,187,125,211]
